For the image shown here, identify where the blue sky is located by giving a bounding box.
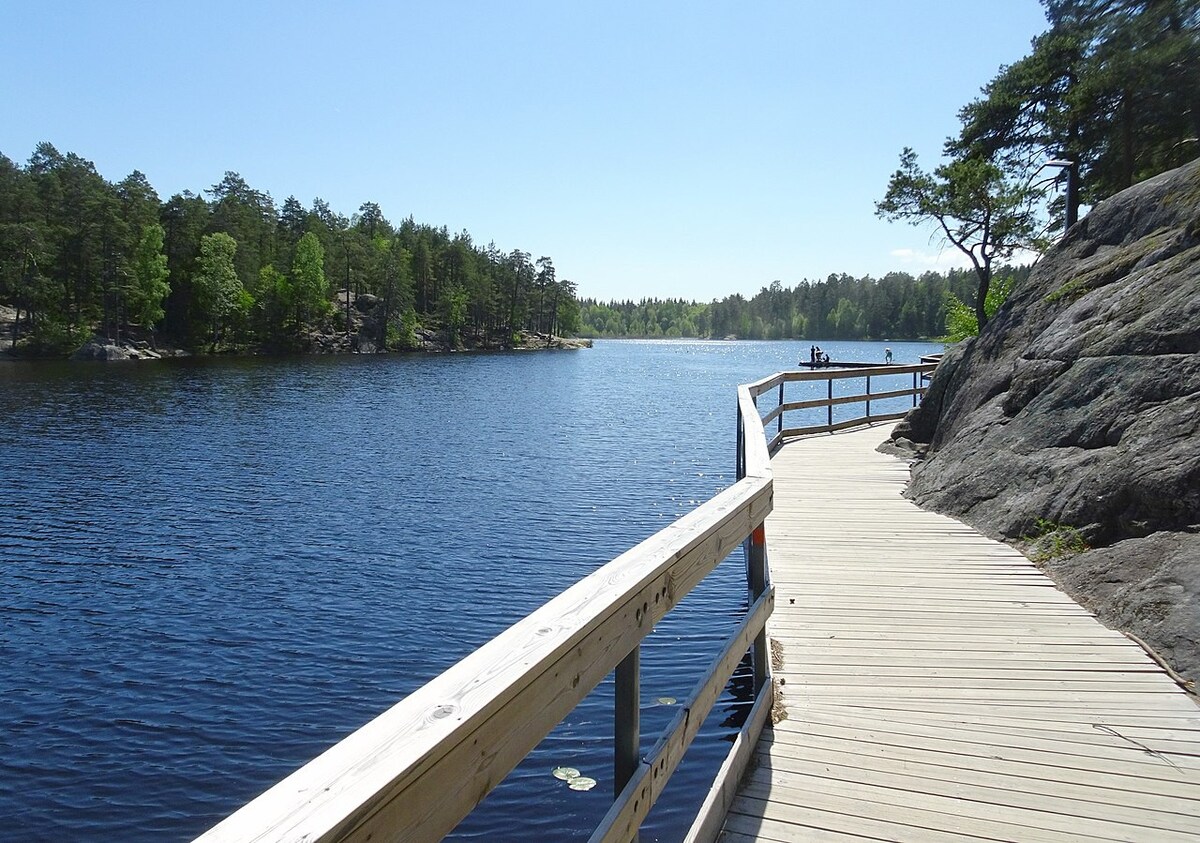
[3,1,1050,302]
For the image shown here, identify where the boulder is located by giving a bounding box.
[72,340,133,361]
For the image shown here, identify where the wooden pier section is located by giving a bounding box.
[719,424,1200,842]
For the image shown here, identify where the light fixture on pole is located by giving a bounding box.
[1042,159,1079,229]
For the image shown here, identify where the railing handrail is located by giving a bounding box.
[749,363,938,453]
[745,362,934,393]
[197,382,778,843]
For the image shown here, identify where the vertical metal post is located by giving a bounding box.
[865,375,871,420]
[1066,161,1079,229]
[827,377,834,430]
[777,381,784,438]
[913,371,919,406]
[747,524,769,692]
[614,648,640,800]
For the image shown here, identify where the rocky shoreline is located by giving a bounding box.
[63,330,591,362]
[889,159,1200,688]
[0,299,591,362]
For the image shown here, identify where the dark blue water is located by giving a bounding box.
[0,339,939,842]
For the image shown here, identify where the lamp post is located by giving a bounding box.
[1043,159,1079,229]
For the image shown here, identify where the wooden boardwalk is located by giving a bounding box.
[720,424,1200,842]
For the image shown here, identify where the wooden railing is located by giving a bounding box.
[746,363,937,455]
[196,383,777,843]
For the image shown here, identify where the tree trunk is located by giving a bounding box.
[974,265,991,333]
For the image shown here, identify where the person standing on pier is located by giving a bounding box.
[885,347,893,364]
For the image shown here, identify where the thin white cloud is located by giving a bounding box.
[888,246,1043,272]
[888,247,972,271]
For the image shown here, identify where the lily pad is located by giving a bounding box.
[552,766,581,780]
[567,775,597,791]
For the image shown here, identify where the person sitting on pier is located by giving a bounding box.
[821,352,830,366]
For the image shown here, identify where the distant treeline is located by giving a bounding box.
[0,143,580,354]
[579,266,1031,340]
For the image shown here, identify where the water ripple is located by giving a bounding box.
[0,340,940,842]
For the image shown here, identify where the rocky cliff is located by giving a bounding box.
[891,158,1200,687]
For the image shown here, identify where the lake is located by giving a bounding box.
[0,338,941,842]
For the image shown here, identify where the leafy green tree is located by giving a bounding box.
[128,223,170,343]
[194,232,243,348]
[290,230,328,332]
[117,170,161,236]
[355,202,390,238]
[375,236,413,348]
[252,264,292,346]
[535,256,555,334]
[877,149,1038,333]
[160,190,210,342]
[505,249,533,340]
[438,283,469,347]
[207,172,276,290]
[942,271,1018,341]
[278,195,308,241]
[955,0,1200,227]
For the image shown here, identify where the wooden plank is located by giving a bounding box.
[755,731,1200,800]
[741,751,1200,831]
[775,363,936,382]
[736,770,1200,841]
[790,707,1200,757]
[723,796,1007,843]
[752,741,1198,817]
[817,699,1200,726]
[774,713,1200,771]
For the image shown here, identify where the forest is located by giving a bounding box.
[0,146,581,355]
[578,266,1029,341]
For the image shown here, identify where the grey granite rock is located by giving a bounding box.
[891,158,1200,685]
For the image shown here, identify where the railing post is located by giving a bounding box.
[777,381,784,438]
[615,647,640,801]
[913,371,918,407]
[747,524,769,692]
[827,377,834,430]
[865,374,871,420]
[736,407,745,481]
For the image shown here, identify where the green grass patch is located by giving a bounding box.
[1024,518,1089,562]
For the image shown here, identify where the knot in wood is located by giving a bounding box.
[430,703,458,720]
